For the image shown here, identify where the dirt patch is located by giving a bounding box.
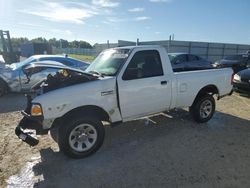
[0,94,57,187]
[0,93,250,187]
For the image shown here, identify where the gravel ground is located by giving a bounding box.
[0,93,250,188]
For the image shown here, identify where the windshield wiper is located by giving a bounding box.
[88,71,105,77]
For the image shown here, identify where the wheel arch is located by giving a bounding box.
[192,85,219,106]
[52,105,110,128]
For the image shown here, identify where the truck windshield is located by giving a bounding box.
[86,49,130,76]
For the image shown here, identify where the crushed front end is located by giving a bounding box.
[15,95,48,146]
[15,65,99,146]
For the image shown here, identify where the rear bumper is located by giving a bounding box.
[218,89,233,100]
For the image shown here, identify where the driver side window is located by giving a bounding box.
[123,50,163,80]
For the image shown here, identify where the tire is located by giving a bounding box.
[189,94,215,123]
[0,79,8,97]
[50,127,59,143]
[58,115,105,159]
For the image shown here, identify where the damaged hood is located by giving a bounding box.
[0,63,6,69]
[26,61,99,94]
[24,61,88,76]
[0,63,14,71]
[0,64,18,82]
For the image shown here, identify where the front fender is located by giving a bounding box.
[32,77,122,123]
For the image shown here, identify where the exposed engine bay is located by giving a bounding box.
[24,66,98,94]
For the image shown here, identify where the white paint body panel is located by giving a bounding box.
[33,77,122,128]
[117,47,173,121]
[31,46,233,129]
[173,68,233,108]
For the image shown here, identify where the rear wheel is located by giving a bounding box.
[58,115,105,159]
[190,94,215,123]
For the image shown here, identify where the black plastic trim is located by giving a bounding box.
[21,110,44,121]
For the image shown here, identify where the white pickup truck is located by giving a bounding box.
[15,45,233,158]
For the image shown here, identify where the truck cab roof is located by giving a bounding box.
[113,45,164,51]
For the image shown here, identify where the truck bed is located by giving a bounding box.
[173,68,233,108]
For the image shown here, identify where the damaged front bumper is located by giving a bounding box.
[15,95,48,146]
[15,113,48,146]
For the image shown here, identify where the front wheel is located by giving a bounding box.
[58,115,105,158]
[189,94,215,123]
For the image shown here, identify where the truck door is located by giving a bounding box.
[117,50,172,120]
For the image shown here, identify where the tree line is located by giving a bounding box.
[11,37,93,49]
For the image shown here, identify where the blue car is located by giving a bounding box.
[168,53,213,72]
[14,54,89,71]
[0,55,89,96]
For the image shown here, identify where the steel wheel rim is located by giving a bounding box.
[200,100,213,119]
[69,124,97,152]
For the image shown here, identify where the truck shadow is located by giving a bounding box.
[32,109,250,188]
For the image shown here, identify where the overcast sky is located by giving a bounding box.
[0,0,249,45]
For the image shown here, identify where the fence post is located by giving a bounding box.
[206,43,209,60]
[107,40,110,48]
[222,44,225,58]
[136,38,139,46]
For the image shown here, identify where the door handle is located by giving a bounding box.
[161,81,168,85]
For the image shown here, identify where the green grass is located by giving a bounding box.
[68,54,95,62]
